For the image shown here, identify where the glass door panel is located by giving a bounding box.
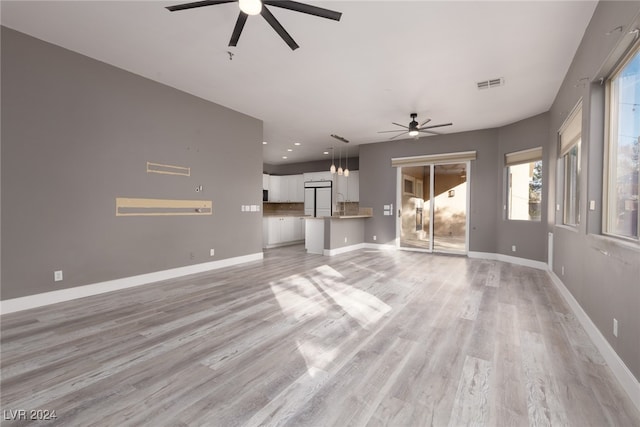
[432,163,467,253]
[399,166,431,250]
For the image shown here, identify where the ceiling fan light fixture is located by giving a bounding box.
[239,0,262,16]
[408,130,419,137]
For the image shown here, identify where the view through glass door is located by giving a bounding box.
[399,162,468,254]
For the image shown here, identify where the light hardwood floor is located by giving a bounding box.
[1,245,639,426]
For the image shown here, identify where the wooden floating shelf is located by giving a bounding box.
[146,162,190,177]
[116,197,212,217]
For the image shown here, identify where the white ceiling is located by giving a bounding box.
[1,1,597,165]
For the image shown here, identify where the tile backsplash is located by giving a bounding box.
[263,203,304,215]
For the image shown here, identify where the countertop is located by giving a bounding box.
[304,214,373,219]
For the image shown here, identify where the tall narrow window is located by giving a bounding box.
[605,42,639,241]
[563,144,580,225]
[559,102,582,227]
[505,147,543,221]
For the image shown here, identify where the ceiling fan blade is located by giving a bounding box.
[419,122,453,130]
[229,12,248,46]
[391,122,409,129]
[264,1,342,21]
[418,129,443,135]
[419,118,432,127]
[378,129,408,134]
[261,6,299,50]
[390,131,409,140]
[166,0,236,12]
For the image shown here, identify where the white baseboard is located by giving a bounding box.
[547,271,640,413]
[467,251,548,270]
[0,252,264,315]
[363,243,398,251]
[324,243,367,257]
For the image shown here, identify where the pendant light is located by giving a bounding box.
[337,147,343,176]
[330,146,336,174]
[344,147,350,177]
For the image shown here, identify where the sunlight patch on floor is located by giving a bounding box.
[311,266,391,329]
[269,264,392,376]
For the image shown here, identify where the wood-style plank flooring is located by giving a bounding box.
[1,245,639,426]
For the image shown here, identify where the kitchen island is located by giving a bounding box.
[305,208,373,256]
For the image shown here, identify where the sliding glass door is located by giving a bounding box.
[398,162,468,254]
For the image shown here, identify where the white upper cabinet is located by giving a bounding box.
[267,174,304,202]
[263,174,270,191]
[288,175,304,202]
[348,171,359,202]
[303,171,332,182]
[336,171,359,202]
[268,175,281,202]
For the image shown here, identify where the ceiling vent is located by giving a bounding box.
[477,77,504,90]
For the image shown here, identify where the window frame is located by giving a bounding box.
[558,101,582,228]
[504,147,543,222]
[603,40,640,243]
[562,143,581,226]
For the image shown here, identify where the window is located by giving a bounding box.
[559,102,582,227]
[505,147,542,221]
[605,42,640,241]
[563,144,580,225]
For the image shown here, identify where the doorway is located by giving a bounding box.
[397,162,469,254]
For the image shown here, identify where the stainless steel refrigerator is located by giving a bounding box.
[304,181,332,217]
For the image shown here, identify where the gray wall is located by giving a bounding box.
[1,27,263,300]
[359,128,501,252]
[497,113,550,261]
[359,114,549,262]
[546,1,640,381]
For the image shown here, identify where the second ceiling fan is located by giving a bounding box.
[379,113,453,140]
[166,0,342,50]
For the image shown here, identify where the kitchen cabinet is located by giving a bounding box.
[336,171,359,202]
[287,175,304,202]
[263,174,270,191]
[264,216,306,247]
[268,174,303,202]
[303,171,332,182]
[268,175,281,202]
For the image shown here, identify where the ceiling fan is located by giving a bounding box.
[378,113,453,140]
[166,0,342,51]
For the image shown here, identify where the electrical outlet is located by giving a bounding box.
[344,237,348,243]
[511,245,516,252]
[54,270,63,282]
[210,249,215,257]
[561,265,565,276]
[613,318,618,337]
[373,235,377,241]
[589,200,596,210]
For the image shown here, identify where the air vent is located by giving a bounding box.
[477,77,504,90]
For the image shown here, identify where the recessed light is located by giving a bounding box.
[262,141,268,145]
[287,148,293,152]
[294,142,301,146]
[323,151,329,155]
[282,156,288,159]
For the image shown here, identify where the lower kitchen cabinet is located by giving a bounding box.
[263,216,306,248]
